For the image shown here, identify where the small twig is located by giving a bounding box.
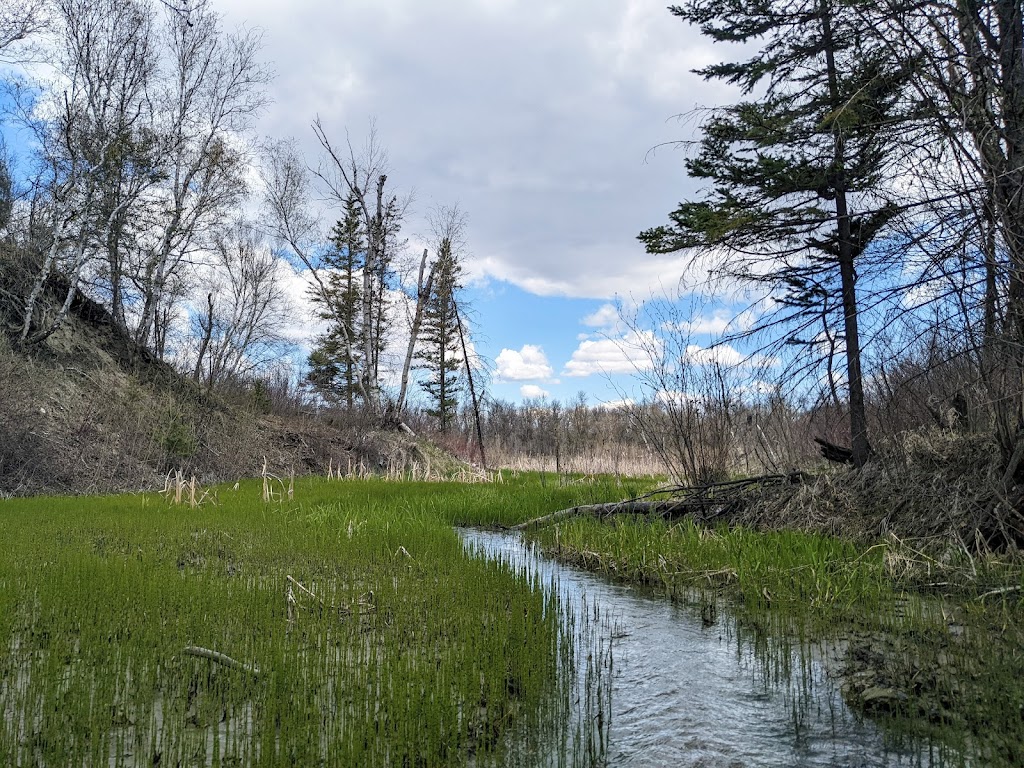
[183,646,259,677]
[977,585,1021,600]
[287,575,323,604]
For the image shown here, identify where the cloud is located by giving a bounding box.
[673,309,733,336]
[563,330,659,377]
[212,0,736,303]
[682,343,777,369]
[683,343,745,367]
[520,384,550,399]
[598,397,635,410]
[275,267,326,346]
[654,389,693,406]
[582,303,621,329]
[494,344,554,381]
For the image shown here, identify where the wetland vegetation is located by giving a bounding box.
[0,474,644,767]
[3,469,1022,766]
[527,511,1024,766]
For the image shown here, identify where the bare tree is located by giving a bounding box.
[11,0,269,356]
[133,0,271,355]
[0,0,47,58]
[854,0,1024,469]
[17,0,155,345]
[189,222,293,388]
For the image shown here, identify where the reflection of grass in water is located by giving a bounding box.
[533,516,1024,767]
[0,475,631,766]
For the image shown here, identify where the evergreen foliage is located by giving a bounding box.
[640,0,911,466]
[416,237,463,431]
[307,193,365,407]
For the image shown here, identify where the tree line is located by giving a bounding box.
[0,0,474,430]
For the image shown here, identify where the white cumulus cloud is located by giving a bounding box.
[519,384,550,399]
[563,331,659,378]
[598,397,635,410]
[581,303,621,329]
[494,344,554,381]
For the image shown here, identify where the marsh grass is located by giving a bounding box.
[531,515,1024,766]
[0,474,635,766]
[533,517,894,619]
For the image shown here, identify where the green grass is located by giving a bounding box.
[532,516,895,621]
[0,473,637,767]
[529,513,1024,767]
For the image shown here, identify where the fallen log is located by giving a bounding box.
[512,501,664,530]
[511,472,803,530]
[814,437,854,464]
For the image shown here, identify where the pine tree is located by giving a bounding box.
[416,237,463,431]
[307,193,365,407]
[640,0,910,466]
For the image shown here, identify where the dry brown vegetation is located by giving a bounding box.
[0,300,442,495]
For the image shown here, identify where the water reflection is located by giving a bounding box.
[460,528,938,768]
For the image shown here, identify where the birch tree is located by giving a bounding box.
[190,222,292,387]
[133,0,270,355]
[17,0,156,345]
[0,0,46,57]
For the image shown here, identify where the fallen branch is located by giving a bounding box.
[511,472,802,531]
[512,501,672,530]
[977,585,1021,600]
[287,574,323,605]
[286,575,376,622]
[183,646,260,677]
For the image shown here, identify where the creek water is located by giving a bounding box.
[460,528,940,768]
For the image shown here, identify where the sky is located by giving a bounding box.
[206,0,749,406]
[0,0,749,405]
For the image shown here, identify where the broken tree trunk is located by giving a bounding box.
[814,437,854,464]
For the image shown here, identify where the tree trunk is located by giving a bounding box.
[397,248,434,413]
[821,0,871,466]
[193,292,215,382]
[360,174,387,414]
[455,300,487,470]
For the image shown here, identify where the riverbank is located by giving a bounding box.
[526,513,1024,766]
[0,474,642,767]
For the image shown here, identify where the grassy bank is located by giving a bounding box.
[0,473,641,767]
[529,514,1024,766]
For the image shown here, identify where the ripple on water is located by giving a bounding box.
[460,527,942,768]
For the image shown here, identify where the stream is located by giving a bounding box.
[460,527,941,768]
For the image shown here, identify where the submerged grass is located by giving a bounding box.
[530,514,1024,766]
[0,473,637,767]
